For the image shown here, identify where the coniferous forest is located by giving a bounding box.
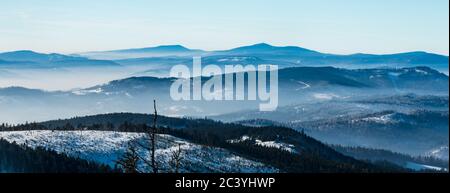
[2,113,443,173]
[0,139,116,173]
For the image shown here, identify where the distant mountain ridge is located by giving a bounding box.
[114,45,200,53]
[0,50,81,62]
[78,45,205,59]
[0,50,120,68]
[70,66,447,95]
[1,66,447,95]
[75,43,449,69]
[1,43,448,70]
[213,94,449,159]
[215,43,321,56]
[1,65,447,124]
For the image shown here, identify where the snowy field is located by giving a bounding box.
[405,162,447,172]
[0,130,277,173]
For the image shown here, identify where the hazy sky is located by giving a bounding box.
[0,0,448,55]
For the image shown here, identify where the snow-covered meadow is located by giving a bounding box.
[0,130,277,173]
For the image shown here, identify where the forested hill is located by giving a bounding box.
[332,145,449,170]
[2,113,408,173]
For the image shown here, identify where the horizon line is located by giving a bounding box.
[0,42,449,57]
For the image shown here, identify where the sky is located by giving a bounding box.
[0,0,448,55]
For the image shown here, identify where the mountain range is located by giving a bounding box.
[1,43,448,71]
[1,66,448,160]
[0,113,412,173]
[79,43,449,70]
[1,66,447,123]
[0,43,448,172]
[214,94,449,159]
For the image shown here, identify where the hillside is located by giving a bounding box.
[1,66,447,124]
[1,113,407,173]
[0,50,120,68]
[214,94,449,159]
[0,138,115,173]
[77,43,449,71]
[0,130,276,173]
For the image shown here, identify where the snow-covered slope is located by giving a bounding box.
[227,135,296,153]
[0,130,277,173]
[405,162,447,172]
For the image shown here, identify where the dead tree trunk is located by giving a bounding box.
[150,99,158,173]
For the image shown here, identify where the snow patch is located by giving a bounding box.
[292,80,311,90]
[405,162,447,171]
[227,135,252,143]
[313,93,340,100]
[414,69,429,75]
[217,57,253,62]
[227,135,296,153]
[361,113,395,124]
[72,88,103,95]
[255,140,296,153]
[388,72,402,77]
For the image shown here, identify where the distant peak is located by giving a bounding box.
[120,45,193,53]
[251,43,273,47]
[1,50,40,55]
[227,43,319,54]
[14,50,36,53]
[230,43,275,51]
[156,45,188,49]
[154,45,192,51]
[0,50,51,58]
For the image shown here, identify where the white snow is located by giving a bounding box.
[72,88,103,95]
[369,74,383,79]
[405,162,447,172]
[361,113,395,124]
[217,57,252,62]
[0,130,277,173]
[294,106,307,114]
[414,69,429,75]
[295,81,311,90]
[124,92,133,98]
[388,68,429,77]
[227,135,296,153]
[388,72,402,77]
[290,79,311,90]
[255,140,296,153]
[227,135,252,143]
[313,93,340,100]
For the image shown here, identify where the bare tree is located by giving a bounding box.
[150,99,158,173]
[128,99,161,173]
[169,144,183,173]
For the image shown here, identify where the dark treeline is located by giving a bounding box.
[0,139,118,173]
[0,113,188,132]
